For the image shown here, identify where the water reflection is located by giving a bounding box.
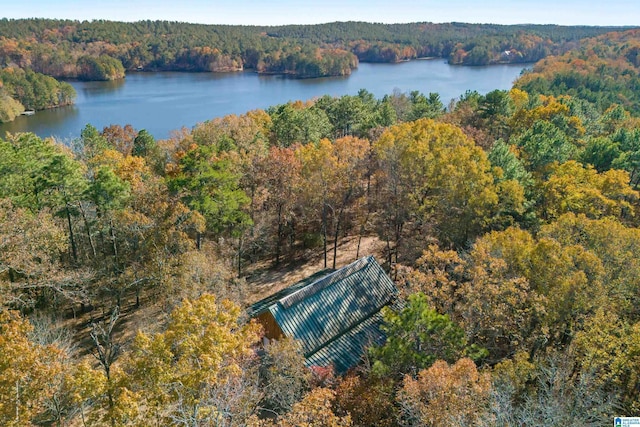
[0,62,529,140]
[0,105,80,140]
[76,78,126,98]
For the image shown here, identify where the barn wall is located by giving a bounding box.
[257,311,284,340]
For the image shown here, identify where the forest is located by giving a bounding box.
[0,19,632,122]
[0,67,76,122]
[0,19,626,78]
[1,27,640,426]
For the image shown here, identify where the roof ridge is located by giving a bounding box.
[278,256,373,309]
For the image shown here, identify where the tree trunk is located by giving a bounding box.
[80,203,97,260]
[322,203,328,269]
[289,217,296,252]
[356,209,371,260]
[237,235,243,277]
[631,167,639,189]
[333,189,352,269]
[65,204,78,263]
[275,203,283,266]
[393,222,402,280]
[15,380,19,425]
[191,404,199,427]
[80,405,88,427]
[332,207,345,270]
[107,387,116,427]
[109,218,119,271]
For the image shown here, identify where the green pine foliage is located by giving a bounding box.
[0,67,75,120]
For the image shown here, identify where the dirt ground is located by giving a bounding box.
[244,235,387,304]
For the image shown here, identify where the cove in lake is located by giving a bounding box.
[0,60,529,141]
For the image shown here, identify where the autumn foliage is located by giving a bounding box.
[3,28,640,426]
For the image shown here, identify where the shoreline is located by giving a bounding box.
[0,61,529,138]
[115,56,530,80]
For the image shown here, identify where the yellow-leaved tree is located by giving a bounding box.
[250,388,352,427]
[0,310,64,426]
[124,294,262,426]
[372,118,503,259]
[296,136,369,269]
[539,160,638,221]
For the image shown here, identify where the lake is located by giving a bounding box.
[0,60,529,141]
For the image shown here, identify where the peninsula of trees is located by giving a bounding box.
[0,67,75,122]
[1,27,640,426]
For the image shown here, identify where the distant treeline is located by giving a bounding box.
[0,19,637,123]
[515,29,640,114]
[0,19,631,80]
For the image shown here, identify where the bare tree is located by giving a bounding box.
[489,354,618,427]
[90,306,121,427]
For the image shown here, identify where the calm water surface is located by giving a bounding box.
[0,60,528,140]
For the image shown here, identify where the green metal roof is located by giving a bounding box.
[250,256,398,374]
[248,268,334,318]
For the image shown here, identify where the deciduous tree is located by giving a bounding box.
[0,310,65,426]
[125,294,262,426]
[397,358,492,427]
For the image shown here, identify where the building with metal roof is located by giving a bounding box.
[249,256,398,374]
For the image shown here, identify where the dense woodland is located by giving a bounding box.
[0,67,76,122]
[2,27,640,426]
[0,19,632,122]
[0,19,624,73]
